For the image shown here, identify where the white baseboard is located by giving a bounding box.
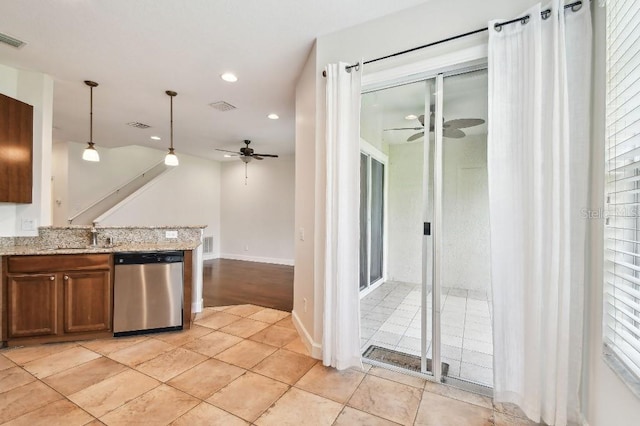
[192,298,203,314]
[202,252,219,261]
[291,310,322,360]
[220,253,294,266]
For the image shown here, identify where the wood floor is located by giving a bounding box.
[202,258,294,311]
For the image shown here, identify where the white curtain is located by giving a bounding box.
[323,62,363,370]
[488,1,591,425]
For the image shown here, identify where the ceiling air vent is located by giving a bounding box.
[209,101,237,112]
[127,122,151,129]
[0,32,26,48]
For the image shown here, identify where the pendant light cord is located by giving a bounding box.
[170,94,174,151]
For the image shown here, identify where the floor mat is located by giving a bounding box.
[362,345,449,376]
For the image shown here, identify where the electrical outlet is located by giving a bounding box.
[303,297,308,313]
[21,218,36,231]
[165,230,178,239]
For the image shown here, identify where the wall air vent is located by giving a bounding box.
[209,101,237,112]
[127,122,151,129]
[0,32,26,48]
[203,236,213,254]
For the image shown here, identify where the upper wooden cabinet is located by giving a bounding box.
[0,93,33,203]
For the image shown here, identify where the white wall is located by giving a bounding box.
[442,134,489,292]
[219,155,295,265]
[0,64,53,236]
[584,4,640,425]
[63,142,165,222]
[387,141,424,284]
[51,141,69,226]
[98,152,221,258]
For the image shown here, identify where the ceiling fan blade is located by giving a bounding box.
[418,114,425,126]
[444,118,485,129]
[407,132,424,142]
[252,153,279,157]
[215,148,242,154]
[253,156,264,160]
[443,128,466,138]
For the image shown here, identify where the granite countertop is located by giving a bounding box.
[0,225,205,256]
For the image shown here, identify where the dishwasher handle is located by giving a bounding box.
[114,251,184,265]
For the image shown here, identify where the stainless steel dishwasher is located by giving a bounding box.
[113,251,184,336]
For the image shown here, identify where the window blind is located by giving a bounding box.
[605,0,640,380]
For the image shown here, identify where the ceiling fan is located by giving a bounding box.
[385,113,485,141]
[216,139,279,162]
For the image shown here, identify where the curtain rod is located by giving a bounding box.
[322,0,584,77]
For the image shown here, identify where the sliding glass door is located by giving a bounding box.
[359,153,385,291]
[359,66,492,388]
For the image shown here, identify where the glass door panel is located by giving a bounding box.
[370,158,384,284]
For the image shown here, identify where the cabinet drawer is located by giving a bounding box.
[8,254,111,273]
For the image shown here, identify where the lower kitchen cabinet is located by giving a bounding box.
[2,254,113,345]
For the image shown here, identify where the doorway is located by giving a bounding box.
[358,67,492,388]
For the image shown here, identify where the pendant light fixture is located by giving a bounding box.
[82,80,100,162]
[164,90,179,166]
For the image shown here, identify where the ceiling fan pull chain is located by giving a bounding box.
[245,162,248,186]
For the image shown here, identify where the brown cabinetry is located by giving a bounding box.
[2,254,113,345]
[0,93,33,203]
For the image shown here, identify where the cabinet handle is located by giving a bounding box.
[50,276,55,281]
[64,275,69,280]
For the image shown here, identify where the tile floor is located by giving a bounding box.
[361,281,494,386]
[0,304,528,425]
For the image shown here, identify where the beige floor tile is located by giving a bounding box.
[0,366,36,393]
[2,342,78,365]
[100,384,198,425]
[23,346,101,379]
[224,304,266,317]
[415,391,493,426]
[368,366,426,389]
[136,347,207,382]
[43,357,129,396]
[423,380,493,409]
[82,420,105,426]
[171,402,248,425]
[0,381,63,424]
[493,402,529,419]
[81,336,149,355]
[215,339,277,369]
[255,387,342,426]
[248,308,290,324]
[4,399,94,426]
[168,358,246,399]
[151,325,213,346]
[274,316,296,330]
[68,369,159,418]
[182,330,243,357]
[207,372,288,422]
[252,348,317,385]
[348,375,422,425]
[106,338,174,366]
[196,311,242,330]
[249,325,299,347]
[333,406,400,426]
[494,411,538,425]
[295,363,365,403]
[219,317,271,338]
[283,337,311,356]
[0,354,16,371]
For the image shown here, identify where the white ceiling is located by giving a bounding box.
[0,0,428,160]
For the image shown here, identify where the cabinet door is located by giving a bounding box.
[63,270,112,333]
[7,274,59,338]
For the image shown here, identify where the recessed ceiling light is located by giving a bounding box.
[405,114,418,120]
[150,136,161,140]
[267,113,279,120]
[221,73,238,82]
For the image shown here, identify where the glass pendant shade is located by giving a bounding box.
[165,148,179,166]
[83,142,100,162]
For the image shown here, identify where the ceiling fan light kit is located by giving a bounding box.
[164,90,179,166]
[215,139,279,184]
[82,80,100,162]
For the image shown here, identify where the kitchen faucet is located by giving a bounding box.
[90,224,99,247]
